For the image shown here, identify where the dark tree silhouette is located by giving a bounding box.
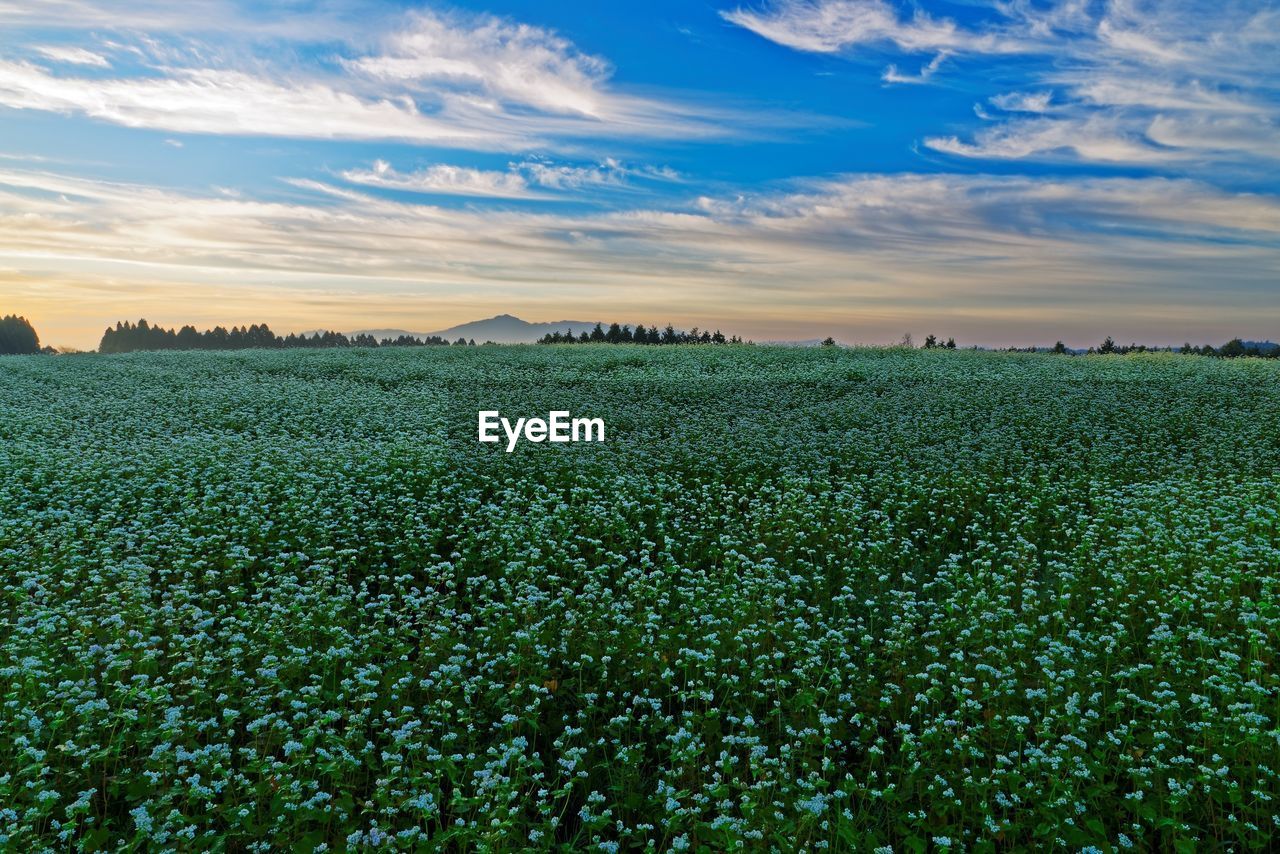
[97,318,481,353]
[535,321,747,347]
[1219,338,1246,358]
[0,315,40,355]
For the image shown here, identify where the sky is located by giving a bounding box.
[0,0,1277,350]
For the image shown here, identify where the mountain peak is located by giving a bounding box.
[348,314,602,344]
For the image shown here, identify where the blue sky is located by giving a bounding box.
[0,0,1277,349]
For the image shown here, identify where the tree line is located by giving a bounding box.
[5,314,1279,358]
[1093,336,1280,358]
[539,323,742,345]
[916,334,1278,358]
[99,319,477,353]
[1000,336,1280,358]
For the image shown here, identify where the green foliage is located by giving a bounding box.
[1,346,1278,850]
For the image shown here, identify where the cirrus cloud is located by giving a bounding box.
[721,0,1028,55]
[340,160,537,199]
[32,45,110,66]
[338,157,680,199]
[727,0,1280,171]
[3,164,1277,349]
[0,7,730,151]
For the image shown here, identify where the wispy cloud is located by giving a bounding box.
[518,158,679,190]
[340,160,537,199]
[347,10,611,118]
[726,0,1280,170]
[32,45,110,66]
[926,115,1189,164]
[722,0,1027,56]
[0,7,729,151]
[0,0,387,41]
[3,165,1277,348]
[988,91,1053,114]
[881,51,947,85]
[338,157,680,198]
[0,61,508,146]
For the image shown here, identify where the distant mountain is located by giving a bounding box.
[349,314,602,344]
[1241,340,1279,352]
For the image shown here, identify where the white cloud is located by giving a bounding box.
[1066,76,1263,115]
[722,0,1028,55]
[340,160,535,198]
[727,0,1280,170]
[926,115,1191,164]
[33,45,110,66]
[0,0,385,41]
[520,161,617,190]
[338,157,680,198]
[881,51,947,85]
[347,11,610,118]
[1145,114,1280,161]
[519,158,679,190]
[989,91,1053,114]
[0,61,508,145]
[0,7,728,151]
[343,10,726,139]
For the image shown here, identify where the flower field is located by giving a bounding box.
[1,345,1278,851]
